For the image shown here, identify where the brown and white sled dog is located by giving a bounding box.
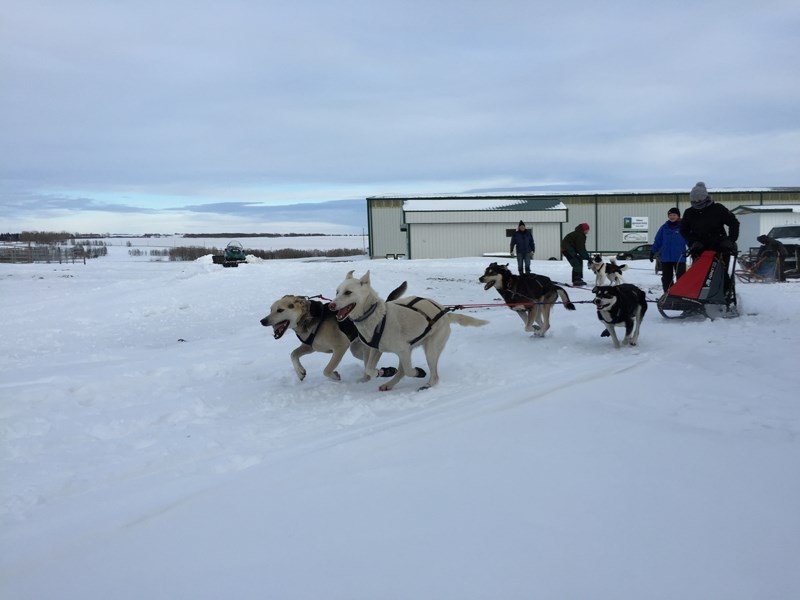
[260,281,407,381]
[592,284,647,348]
[589,254,629,286]
[478,262,575,336]
[328,271,489,391]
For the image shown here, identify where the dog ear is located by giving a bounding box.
[360,271,371,285]
[591,286,599,293]
[345,270,354,279]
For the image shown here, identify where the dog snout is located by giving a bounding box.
[260,317,270,326]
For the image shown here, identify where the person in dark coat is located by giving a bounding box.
[680,181,740,259]
[756,234,788,281]
[561,223,591,286]
[510,221,535,274]
[650,207,687,292]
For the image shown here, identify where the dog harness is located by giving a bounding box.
[596,303,626,325]
[296,317,325,346]
[354,298,454,349]
[296,300,358,346]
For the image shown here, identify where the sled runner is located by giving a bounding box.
[657,250,738,320]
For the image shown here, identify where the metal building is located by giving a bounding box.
[366,188,800,259]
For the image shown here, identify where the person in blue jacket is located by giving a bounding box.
[510,221,535,275]
[650,207,687,292]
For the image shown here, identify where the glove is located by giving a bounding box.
[688,242,704,258]
[527,251,533,259]
[648,252,655,262]
[719,238,738,255]
[510,250,515,257]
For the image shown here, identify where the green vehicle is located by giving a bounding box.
[212,241,247,267]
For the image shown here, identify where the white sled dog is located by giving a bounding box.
[328,270,489,391]
[260,282,407,381]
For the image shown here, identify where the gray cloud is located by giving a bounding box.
[1,0,798,232]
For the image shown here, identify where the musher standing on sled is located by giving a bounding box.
[680,181,740,293]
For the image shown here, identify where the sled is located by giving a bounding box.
[735,249,780,283]
[212,241,247,267]
[657,250,738,320]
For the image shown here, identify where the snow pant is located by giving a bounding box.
[565,254,584,282]
[660,261,687,292]
[516,252,531,274]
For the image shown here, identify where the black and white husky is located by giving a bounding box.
[592,284,647,348]
[329,270,489,391]
[478,262,575,336]
[588,254,628,286]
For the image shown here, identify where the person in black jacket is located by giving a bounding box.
[680,181,740,259]
[756,234,788,281]
[561,223,591,286]
[510,221,535,275]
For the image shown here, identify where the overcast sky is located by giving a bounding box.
[2,0,799,234]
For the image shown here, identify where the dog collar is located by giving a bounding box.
[352,302,378,323]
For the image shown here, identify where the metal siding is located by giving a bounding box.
[368,191,800,260]
[408,223,562,259]
[370,204,407,257]
[405,210,566,224]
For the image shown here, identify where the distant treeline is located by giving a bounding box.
[1,231,74,243]
[182,233,358,238]
[0,231,113,244]
[158,246,364,261]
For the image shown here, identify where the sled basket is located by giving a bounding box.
[658,250,738,320]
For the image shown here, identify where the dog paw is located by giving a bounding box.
[379,383,394,391]
[297,369,307,381]
[417,384,432,391]
[325,371,341,381]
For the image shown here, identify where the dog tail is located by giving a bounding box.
[386,281,408,301]
[619,264,629,272]
[555,286,577,310]
[448,313,489,328]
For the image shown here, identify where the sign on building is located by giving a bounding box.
[623,216,649,242]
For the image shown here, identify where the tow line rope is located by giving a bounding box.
[308,289,664,313]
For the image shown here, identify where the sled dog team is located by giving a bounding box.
[261,261,647,391]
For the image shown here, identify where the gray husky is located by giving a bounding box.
[328,271,488,391]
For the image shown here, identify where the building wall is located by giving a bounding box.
[737,211,800,250]
[368,199,406,257]
[408,222,563,259]
[367,191,800,259]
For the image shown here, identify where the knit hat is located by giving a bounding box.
[579,223,590,232]
[690,181,712,208]
[518,220,525,227]
[668,207,681,217]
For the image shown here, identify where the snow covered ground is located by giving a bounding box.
[2,244,799,599]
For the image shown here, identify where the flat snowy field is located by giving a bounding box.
[2,243,799,599]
